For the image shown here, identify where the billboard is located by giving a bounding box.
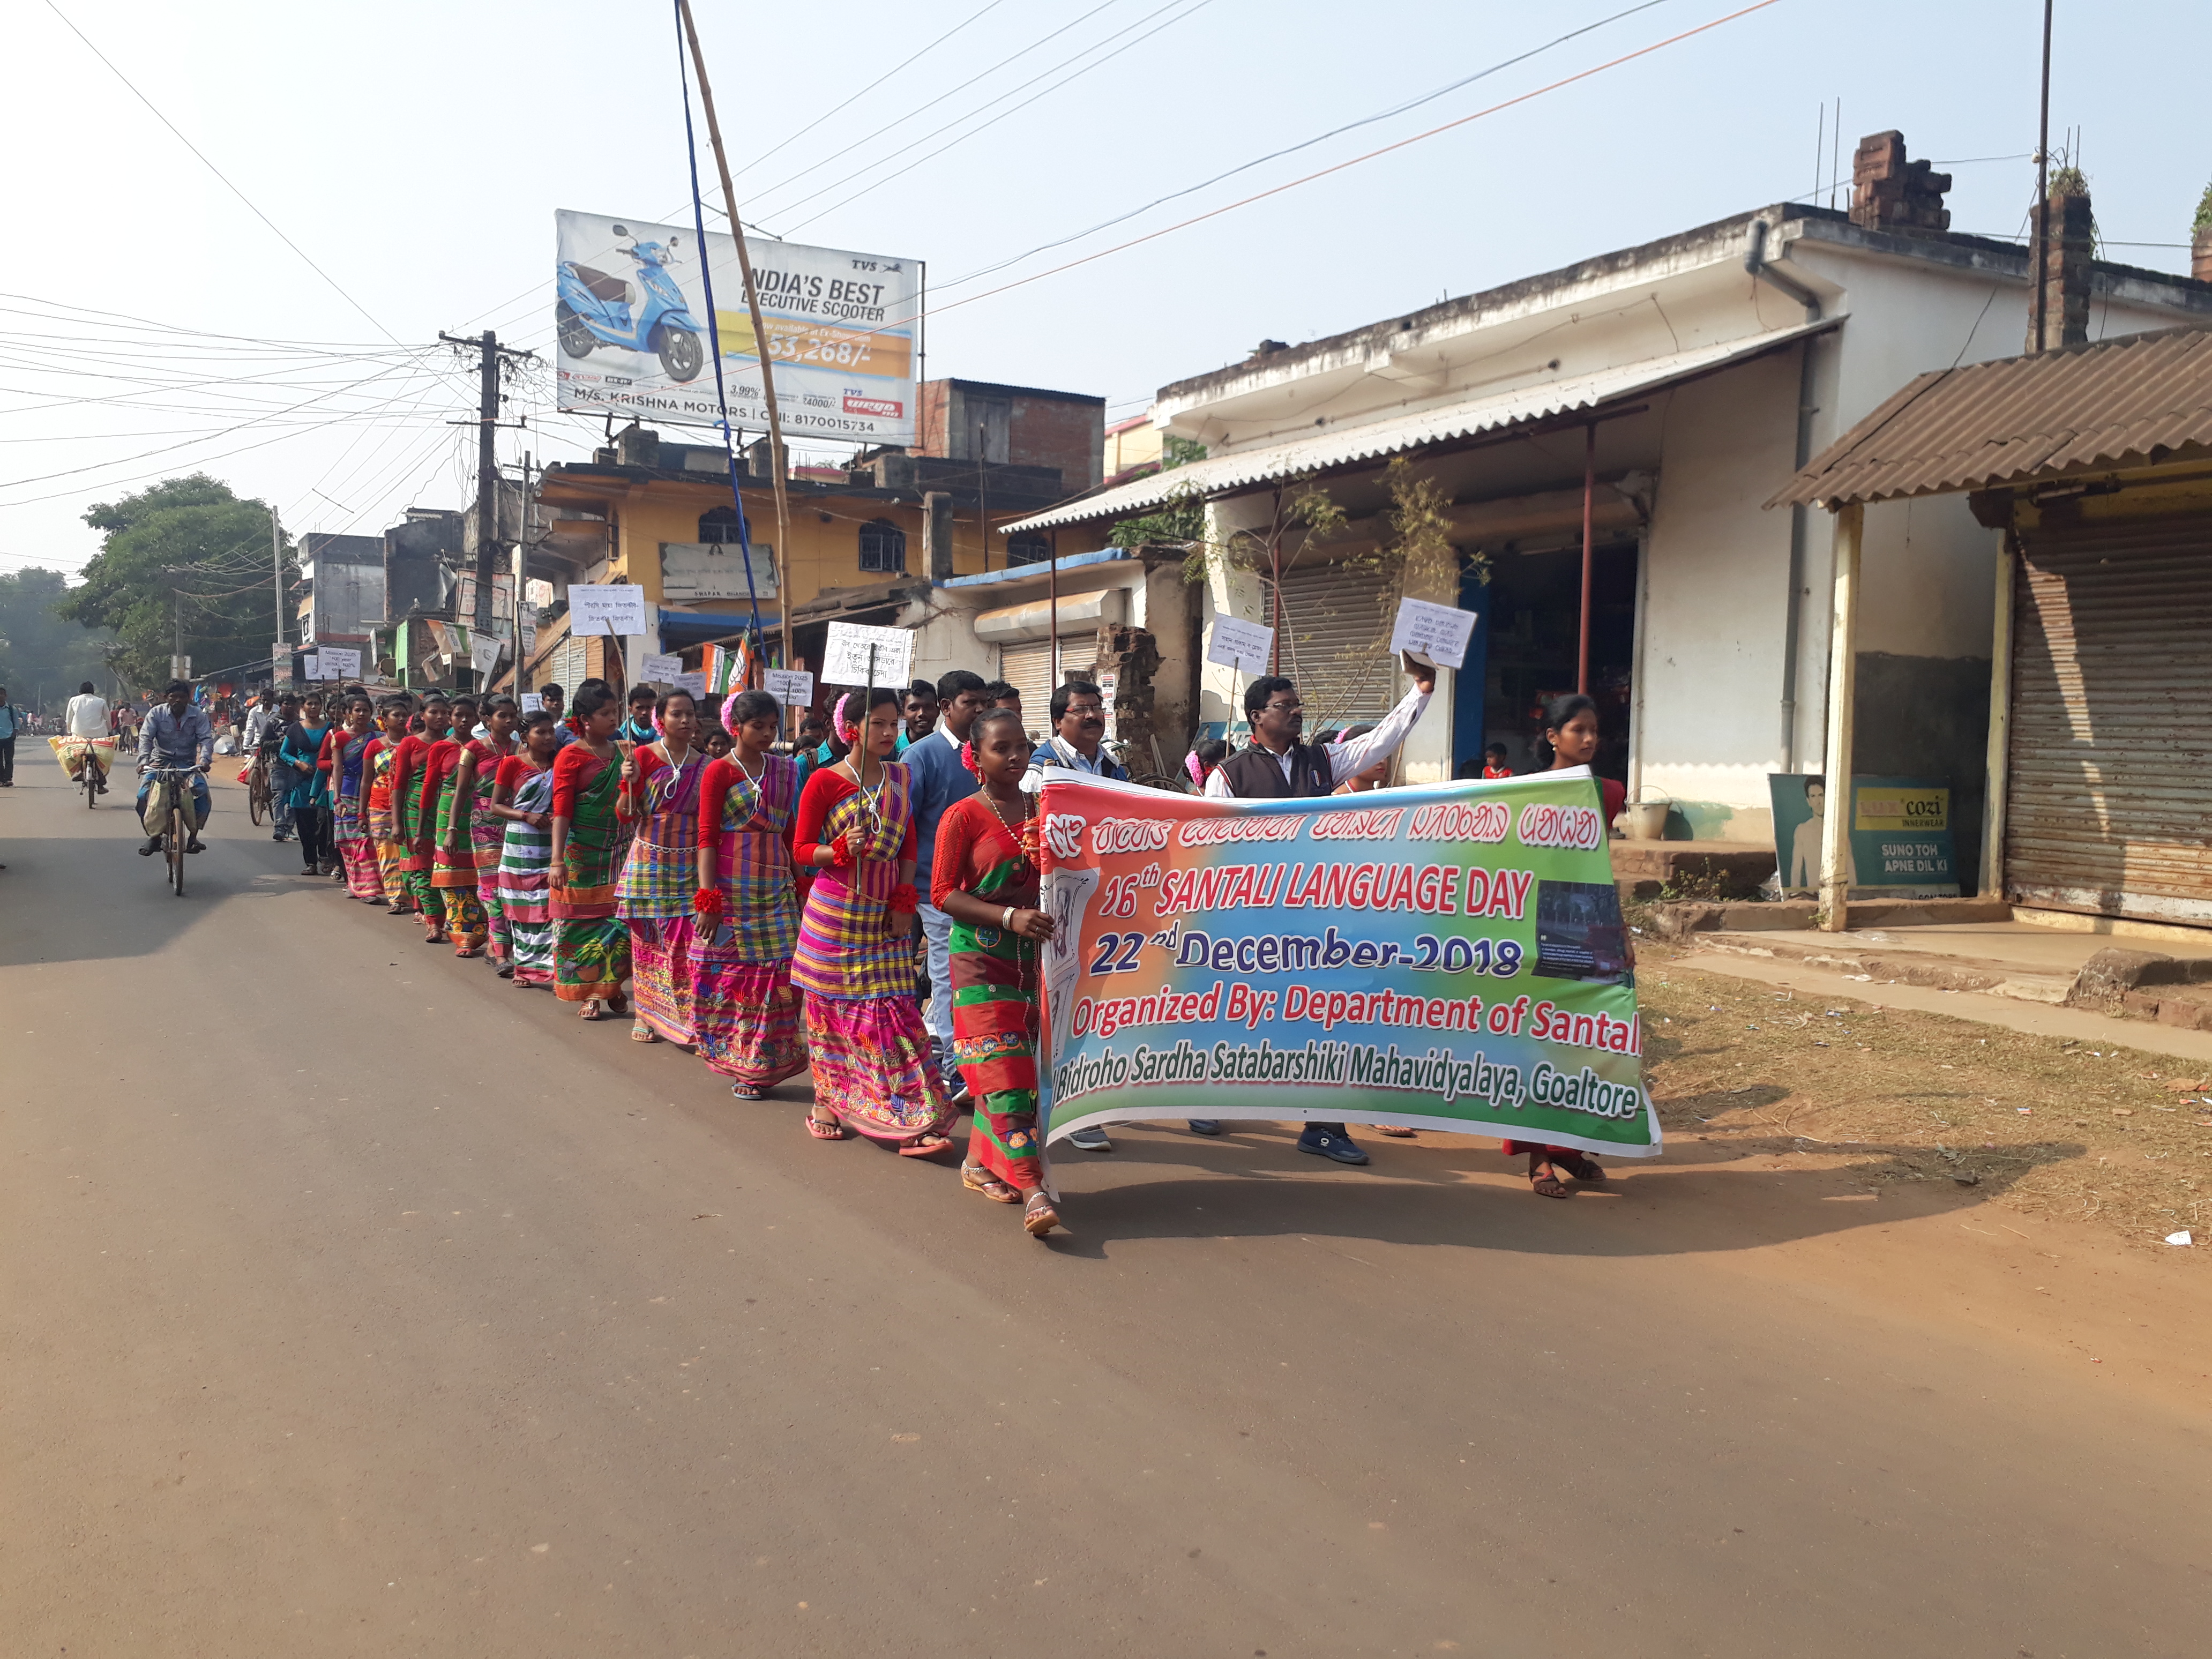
[555,209,918,445]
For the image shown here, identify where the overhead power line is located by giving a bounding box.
[41,1,402,348]
[935,0,1676,293]
[910,0,1787,332]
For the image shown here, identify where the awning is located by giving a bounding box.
[1003,318,1839,533]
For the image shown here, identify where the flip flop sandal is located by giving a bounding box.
[898,1133,955,1160]
[604,994,631,1017]
[1529,1163,1572,1199]
[579,1000,608,1021]
[806,1110,847,1141]
[962,1164,1021,1204]
[1557,1153,1607,1183]
[1023,1191,1060,1237]
[495,964,516,979]
[630,1020,659,1043]
[729,1083,765,1100]
[1375,1125,1417,1137]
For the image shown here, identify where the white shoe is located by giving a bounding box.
[1066,1126,1112,1153]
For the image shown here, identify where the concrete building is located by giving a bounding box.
[1003,133,2212,868]
[295,533,384,650]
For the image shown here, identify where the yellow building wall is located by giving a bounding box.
[541,475,1013,615]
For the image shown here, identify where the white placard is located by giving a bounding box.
[1205,615,1275,675]
[317,646,362,681]
[566,584,651,637]
[1095,669,1119,739]
[820,622,913,688]
[764,668,814,707]
[519,692,544,713]
[1388,596,1478,670]
[639,651,683,683]
[301,652,323,681]
[661,541,778,601]
[469,636,504,678]
[674,671,709,698]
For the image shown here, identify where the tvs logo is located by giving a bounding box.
[843,393,903,419]
[1044,813,1088,863]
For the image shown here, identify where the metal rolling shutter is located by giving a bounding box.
[2006,511,2212,925]
[1000,637,1098,741]
[1266,557,1402,731]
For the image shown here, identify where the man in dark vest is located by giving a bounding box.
[1192,656,1436,1161]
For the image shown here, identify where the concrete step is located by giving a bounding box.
[1687,931,2075,1004]
[1610,840,1775,900]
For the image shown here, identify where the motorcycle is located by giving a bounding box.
[556,225,705,384]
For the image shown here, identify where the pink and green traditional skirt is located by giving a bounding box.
[627,915,697,1044]
[693,932,806,1088]
[802,992,950,1143]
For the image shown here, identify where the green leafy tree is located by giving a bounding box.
[59,474,296,691]
[0,567,118,715]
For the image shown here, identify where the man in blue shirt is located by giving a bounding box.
[902,668,989,1098]
[0,684,19,786]
[136,680,215,856]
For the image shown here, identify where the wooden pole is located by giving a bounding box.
[1979,530,2017,903]
[1819,500,1863,933]
[1576,423,1595,694]
[2030,0,2052,352]
[677,0,794,681]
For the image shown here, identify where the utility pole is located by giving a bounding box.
[270,503,285,658]
[678,0,795,679]
[978,420,990,577]
[2030,0,2053,353]
[439,330,536,685]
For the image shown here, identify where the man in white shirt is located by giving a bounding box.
[62,680,111,791]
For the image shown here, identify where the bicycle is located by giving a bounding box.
[247,752,273,827]
[144,765,200,898]
[64,737,105,808]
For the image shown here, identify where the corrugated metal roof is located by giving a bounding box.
[1002,318,1837,534]
[1772,323,2212,509]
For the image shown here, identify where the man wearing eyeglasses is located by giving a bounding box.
[1193,652,1437,1163]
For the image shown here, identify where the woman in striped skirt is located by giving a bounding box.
[364,697,417,913]
[789,686,952,1154]
[692,688,806,1098]
[487,708,561,986]
[548,684,634,1019]
[328,693,385,902]
[615,689,707,1044]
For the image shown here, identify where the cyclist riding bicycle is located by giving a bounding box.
[137,680,214,856]
[60,680,112,793]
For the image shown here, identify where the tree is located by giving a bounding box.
[0,567,118,714]
[59,474,296,691]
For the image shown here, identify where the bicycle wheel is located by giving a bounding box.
[168,792,186,897]
[248,767,267,826]
[83,758,99,809]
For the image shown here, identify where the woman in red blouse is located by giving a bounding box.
[788,686,953,1154]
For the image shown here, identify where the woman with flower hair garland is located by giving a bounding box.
[691,688,807,1096]
[788,686,953,1154]
[615,687,709,1044]
[930,706,1060,1237]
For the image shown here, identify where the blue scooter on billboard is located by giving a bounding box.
[556,225,705,383]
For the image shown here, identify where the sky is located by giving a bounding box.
[3,0,2207,579]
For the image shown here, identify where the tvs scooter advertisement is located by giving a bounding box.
[1037,772,1659,1157]
[554,209,919,445]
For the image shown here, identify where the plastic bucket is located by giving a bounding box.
[1623,801,1670,841]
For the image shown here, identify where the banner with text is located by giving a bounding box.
[554,209,918,445]
[1037,772,1657,1157]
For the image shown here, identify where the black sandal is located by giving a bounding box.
[1529,1160,1572,1199]
[1556,1152,1607,1184]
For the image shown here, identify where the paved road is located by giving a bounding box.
[4,764,2207,1657]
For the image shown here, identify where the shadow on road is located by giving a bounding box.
[1035,1125,2077,1261]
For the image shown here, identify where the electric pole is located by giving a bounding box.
[439,331,537,682]
[270,503,285,659]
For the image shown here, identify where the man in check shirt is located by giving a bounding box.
[1191,655,1436,1161]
